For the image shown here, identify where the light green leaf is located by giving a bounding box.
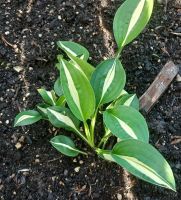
[38,88,57,106]
[14,110,42,127]
[50,135,87,157]
[56,96,66,106]
[57,41,89,61]
[47,106,80,131]
[37,103,49,119]
[54,78,63,97]
[111,139,176,191]
[114,94,139,110]
[67,52,95,80]
[91,58,126,106]
[97,149,114,162]
[103,105,149,142]
[60,58,95,121]
[113,0,154,49]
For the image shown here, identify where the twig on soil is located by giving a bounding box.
[171,136,181,145]
[1,35,20,53]
[14,85,21,100]
[139,61,179,113]
[170,32,181,36]
[47,157,62,163]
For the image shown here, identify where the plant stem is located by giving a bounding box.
[98,132,112,148]
[115,47,123,59]
[84,122,94,147]
[90,108,98,145]
[75,129,91,146]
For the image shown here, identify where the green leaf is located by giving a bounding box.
[57,41,90,61]
[103,105,149,142]
[67,52,95,80]
[113,0,154,49]
[54,78,63,97]
[60,58,95,121]
[37,103,49,119]
[111,139,176,191]
[91,58,126,106]
[14,110,42,127]
[114,94,139,110]
[37,89,57,106]
[50,135,87,157]
[47,106,80,131]
[56,96,66,106]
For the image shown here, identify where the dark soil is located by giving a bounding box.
[0,0,181,199]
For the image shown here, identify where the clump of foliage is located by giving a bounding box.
[14,0,176,191]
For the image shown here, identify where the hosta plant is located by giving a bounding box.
[14,0,176,191]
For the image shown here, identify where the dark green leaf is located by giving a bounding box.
[60,58,95,121]
[91,58,126,106]
[47,106,80,131]
[103,105,149,142]
[57,41,89,61]
[67,52,95,80]
[111,139,176,191]
[37,89,57,106]
[37,103,49,119]
[113,0,154,49]
[51,135,86,157]
[14,110,42,127]
[114,94,139,110]
[54,78,63,97]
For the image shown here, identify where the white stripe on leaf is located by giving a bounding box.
[61,60,83,118]
[48,108,77,130]
[101,60,116,102]
[122,0,145,46]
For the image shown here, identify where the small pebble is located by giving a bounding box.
[5,120,9,124]
[176,74,181,82]
[79,160,83,165]
[5,31,10,35]
[59,180,65,186]
[13,66,23,73]
[15,142,22,149]
[38,33,42,38]
[35,159,40,163]
[74,166,80,173]
[19,136,25,143]
[117,193,122,200]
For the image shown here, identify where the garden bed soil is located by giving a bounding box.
[0,0,181,199]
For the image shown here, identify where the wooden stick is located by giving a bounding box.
[139,61,179,113]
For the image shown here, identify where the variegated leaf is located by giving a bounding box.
[51,135,87,157]
[60,59,95,121]
[14,110,42,127]
[91,58,126,106]
[111,140,176,191]
[38,89,57,106]
[103,105,149,142]
[113,0,154,49]
[47,106,80,131]
[114,94,139,110]
[57,41,89,61]
[37,103,49,119]
[67,52,95,80]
